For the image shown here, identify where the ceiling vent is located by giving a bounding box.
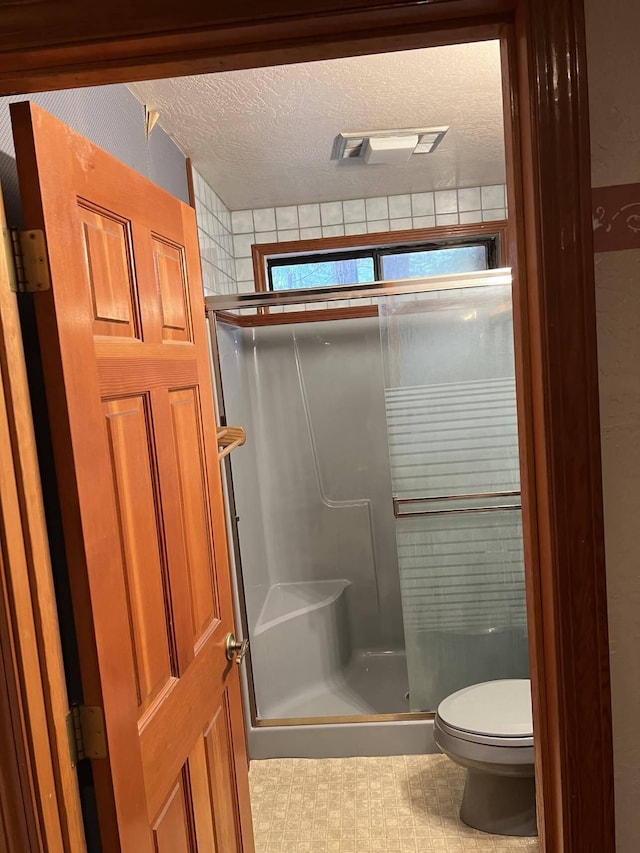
[331,127,449,163]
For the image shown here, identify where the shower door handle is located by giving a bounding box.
[225,632,249,665]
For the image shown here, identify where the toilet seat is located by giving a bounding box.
[436,716,533,749]
[436,679,533,749]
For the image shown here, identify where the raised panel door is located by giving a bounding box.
[11,101,254,852]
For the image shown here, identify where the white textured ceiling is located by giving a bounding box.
[129,41,505,210]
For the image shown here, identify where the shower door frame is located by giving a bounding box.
[207,268,523,727]
[0,2,613,853]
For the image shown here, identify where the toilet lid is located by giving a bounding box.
[437,679,533,738]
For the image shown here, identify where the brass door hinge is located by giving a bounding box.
[8,228,50,293]
[66,705,107,769]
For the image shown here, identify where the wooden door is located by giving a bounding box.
[11,101,254,852]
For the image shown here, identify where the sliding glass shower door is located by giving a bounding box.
[209,268,528,724]
[379,282,528,712]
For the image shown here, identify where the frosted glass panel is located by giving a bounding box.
[270,256,375,290]
[379,284,528,711]
[397,511,527,711]
[381,245,487,280]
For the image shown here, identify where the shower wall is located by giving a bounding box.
[218,316,404,716]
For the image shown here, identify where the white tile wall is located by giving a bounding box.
[388,194,411,219]
[481,184,506,210]
[193,168,237,296]
[343,199,366,223]
[299,204,321,227]
[226,185,507,293]
[275,206,299,230]
[231,210,254,234]
[321,201,343,225]
[457,187,482,212]
[435,189,458,215]
[411,193,435,217]
[365,196,389,221]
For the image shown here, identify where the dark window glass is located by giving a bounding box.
[380,245,487,280]
[270,256,375,291]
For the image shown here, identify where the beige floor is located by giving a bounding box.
[249,755,539,853]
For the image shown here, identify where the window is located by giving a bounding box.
[270,255,375,290]
[267,236,498,291]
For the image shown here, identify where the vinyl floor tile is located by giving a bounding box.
[250,755,539,853]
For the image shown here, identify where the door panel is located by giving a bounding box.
[152,775,193,852]
[81,205,139,337]
[153,237,192,342]
[11,101,254,852]
[204,701,242,853]
[103,393,175,712]
[168,386,220,643]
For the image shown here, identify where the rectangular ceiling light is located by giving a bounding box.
[363,135,419,165]
[332,126,449,161]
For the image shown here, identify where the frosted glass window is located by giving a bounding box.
[270,256,375,290]
[381,245,487,280]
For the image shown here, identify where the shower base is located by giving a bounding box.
[260,649,410,719]
[246,579,437,759]
[252,581,410,719]
[247,649,437,760]
[247,703,436,760]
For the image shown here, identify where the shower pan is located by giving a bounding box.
[207,268,528,758]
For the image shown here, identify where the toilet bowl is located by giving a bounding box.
[434,679,536,837]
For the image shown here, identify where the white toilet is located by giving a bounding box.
[434,679,536,837]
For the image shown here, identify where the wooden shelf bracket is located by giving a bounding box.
[217,426,246,460]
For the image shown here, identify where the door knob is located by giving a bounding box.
[225,632,249,664]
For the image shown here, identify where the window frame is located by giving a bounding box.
[267,235,499,290]
[252,220,508,293]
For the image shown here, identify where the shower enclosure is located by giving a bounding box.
[207,268,528,758]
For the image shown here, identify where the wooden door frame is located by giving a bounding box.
[0,1,614,852]
[0,200,86,849]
